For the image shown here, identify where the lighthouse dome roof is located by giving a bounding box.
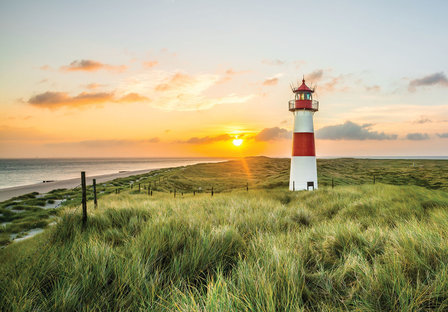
[294,79,313,93]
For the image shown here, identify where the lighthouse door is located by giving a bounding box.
[307,181,314,190]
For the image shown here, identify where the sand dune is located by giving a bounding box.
[0,169,156,202]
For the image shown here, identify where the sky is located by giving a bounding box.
[0,0,447,158]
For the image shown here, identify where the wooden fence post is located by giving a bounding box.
[93,178,97,209]
[211,187,214,197]
[174,188,176,198]
[81,172,87,226]
[373,175,376,184]
[246,182,249,192]
[193,190,196,196]
[293,181,295,191]
[332,178,334,189]
[139,183,141,192]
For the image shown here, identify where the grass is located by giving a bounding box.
[0,157,448,311]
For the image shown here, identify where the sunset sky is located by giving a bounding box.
[1,0,447,158]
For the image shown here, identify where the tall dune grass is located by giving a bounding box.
[1,184,448,311]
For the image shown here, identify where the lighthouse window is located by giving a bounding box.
[306,93,311,100]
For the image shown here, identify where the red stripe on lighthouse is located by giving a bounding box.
[292,132,316,156]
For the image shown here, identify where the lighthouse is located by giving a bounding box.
[288,77,319,191]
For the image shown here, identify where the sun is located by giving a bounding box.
[233,138,243,146]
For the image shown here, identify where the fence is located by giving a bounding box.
[77,170,382,226]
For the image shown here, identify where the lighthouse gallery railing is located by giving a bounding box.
[288,100,319,112]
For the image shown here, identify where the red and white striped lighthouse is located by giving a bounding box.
[288,78,319,191]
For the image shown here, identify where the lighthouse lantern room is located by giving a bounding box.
[288,78,319,191]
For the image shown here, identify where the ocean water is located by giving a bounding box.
[0,158,227,189]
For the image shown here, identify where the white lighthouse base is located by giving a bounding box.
[289,156,318,191]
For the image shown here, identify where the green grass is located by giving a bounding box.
[1,157,448,311]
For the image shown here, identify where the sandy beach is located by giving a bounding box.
[0,168,157,202]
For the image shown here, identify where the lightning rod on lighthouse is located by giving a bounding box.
[288,77,319,191]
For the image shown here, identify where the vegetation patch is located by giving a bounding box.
[0,157,447,310]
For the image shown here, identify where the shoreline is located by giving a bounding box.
[0,168,157,202]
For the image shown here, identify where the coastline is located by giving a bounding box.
[0,168,157,202]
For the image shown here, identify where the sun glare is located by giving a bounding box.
[233,138,243,146]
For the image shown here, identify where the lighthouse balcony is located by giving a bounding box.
[289,99,319,112]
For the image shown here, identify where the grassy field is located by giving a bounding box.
[1,157,448,311]
[2,157,447,246]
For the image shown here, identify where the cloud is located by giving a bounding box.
[437,133,448,138]
[413,116,432,124]
[39,65,51,71]
[46,138,160,148]
[408,72,448,92]
[154,73,192,91]
[294,60,306,69]
[406,133,430,140]
[28,91,149,109]
[217,68,249,84]
[178,134,233,144]
[61,60,127,72]
[299,70,349,93]
[263,77,279,86]
[255,127,292,141]
[365,85,381,92]
[306,69,324,82]
[263,73,283,86]
[261,59,285,66]
[316,121,398,140]
[126,70,254,111]
[142,60,159,69]
[318,76,347,93]
[84,83,106,90]
[117,93,149,102]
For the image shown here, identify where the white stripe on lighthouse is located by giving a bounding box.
[293,110,315,133]
[289,157,318,191]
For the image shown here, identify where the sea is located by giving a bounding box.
[0,158,228,189]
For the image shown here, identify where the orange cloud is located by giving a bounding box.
[177,134,233,144]
[313,73,351,93]
[263,77,279,86]
[84,83,106,90]
[122,70,254,111]
[39,65,51,71]
[28,91,149,109]
[117,93,149,102]
[61,60,127,72]
[155,73,191,91]
[262,73,283,86]
[142,60,159,69]
[217,68,250,84]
